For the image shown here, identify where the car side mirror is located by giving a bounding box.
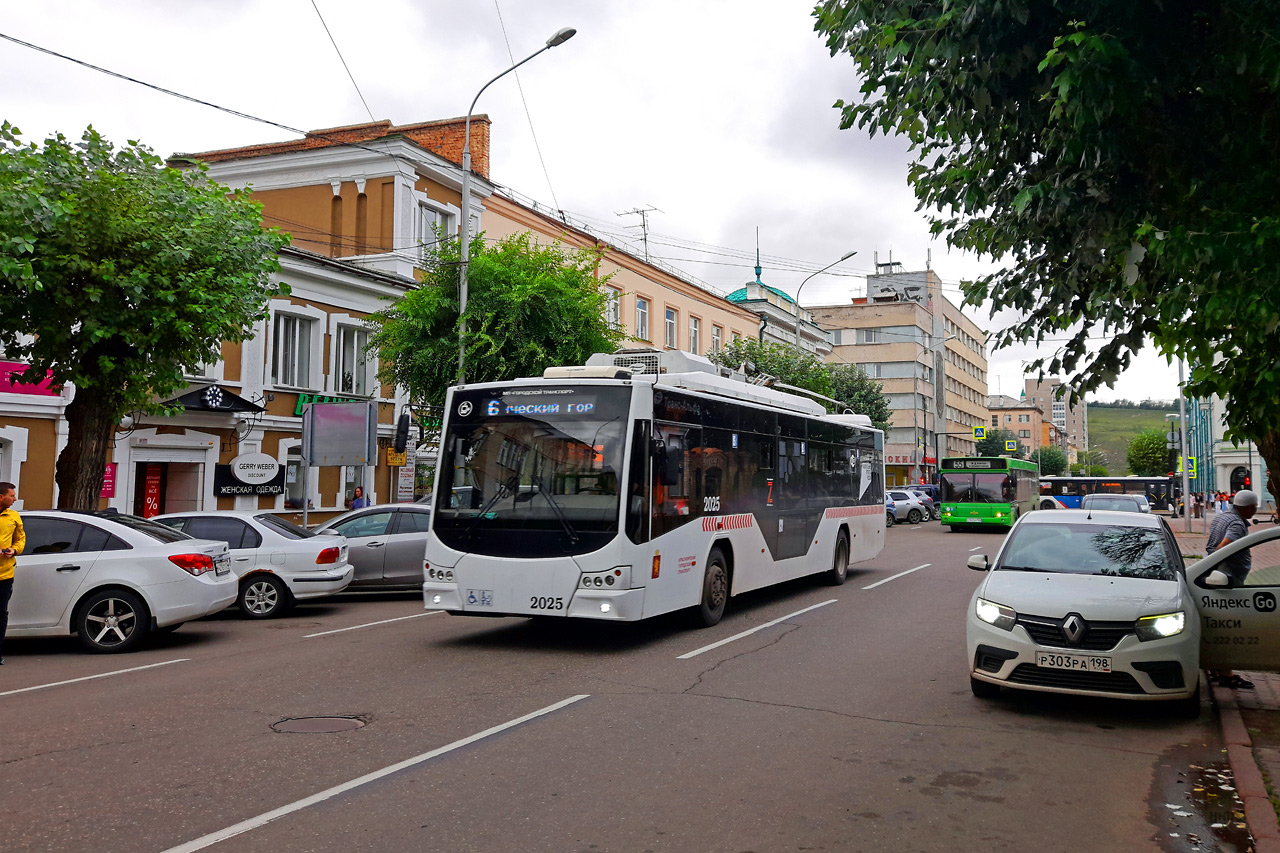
[967,554,989,571]
[1202,570,1231,588]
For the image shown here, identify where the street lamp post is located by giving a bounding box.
[793,250,857,352]
[457,26,576,385]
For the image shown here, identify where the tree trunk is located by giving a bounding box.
[1258,428,1280,512]
[55,390,119,510]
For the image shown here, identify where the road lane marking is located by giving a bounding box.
[861,564,931,590]
[0,658,188,698]
[305,611,440,638]
[676,599,837,660]
[969,546,983,552]
[161,694,590,853]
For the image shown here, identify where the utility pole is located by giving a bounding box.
[617,206,660,262]
[1178,359,1192,533]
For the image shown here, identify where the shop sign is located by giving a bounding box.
[294,392,365,416]
[100,462,116,498]
[0,361,58,396]
[214,452,286,496]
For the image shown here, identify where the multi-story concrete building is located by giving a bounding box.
[812,266,989,486]
[1024,378,1089,457]
[986,393,1043,452]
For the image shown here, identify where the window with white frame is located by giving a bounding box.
[711,325,723,354]
[415,202,455,258]
[604,287,622,330]
[665,308,678,348]
[636,297,650,341]
[272,314,313,388]
[688,317,701,353]
[732,331,742,344]
[336,325,371,396]
[856,328,882,344]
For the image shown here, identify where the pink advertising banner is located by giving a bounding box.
[101,463,116,498]
[0,361,58,397]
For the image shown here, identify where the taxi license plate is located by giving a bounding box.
[1036,651,1111,673]
[215,557,231,576]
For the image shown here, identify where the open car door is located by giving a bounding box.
[1186,525,1280,671]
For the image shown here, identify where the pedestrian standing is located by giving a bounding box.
[350,486,369,510]
[0,482,25,665]
[1206,489,1259,587]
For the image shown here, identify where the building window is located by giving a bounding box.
[689,317,701,354]
[732,331,742,344]
[272,314,313,388]
[1019,429,1031,438]
[336,325,370,396]
[856,328,882,344]
[636,298,650,341]
[1004,415,1012,423]
[1018,414,1030,423]
[604,288,622,330]
[711,325,723,354]
[859,363,883,378]
[665,308,678,348]
[991,415,999,427]
[415,202,455,258]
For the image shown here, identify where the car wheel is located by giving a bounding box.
[239,574,290,619]
[970,675,1001,699]
[76,589,150,654]
[695,547,729,627]
[826,531,850,586]
[885,511,895,527]
[907,508,923,524]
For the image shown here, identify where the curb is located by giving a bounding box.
[1214,681,1280,851]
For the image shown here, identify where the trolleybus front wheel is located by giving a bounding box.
[696,548,729,627]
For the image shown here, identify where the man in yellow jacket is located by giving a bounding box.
[0,482,25,665]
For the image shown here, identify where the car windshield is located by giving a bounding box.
[998,522,1177,580]
[434,385,629,557]
[1083,496,1141,512]
[103,513,192,544]
[256,514,314,539]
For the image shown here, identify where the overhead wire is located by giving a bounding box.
[492,0,561,215]
[308,0,376,123]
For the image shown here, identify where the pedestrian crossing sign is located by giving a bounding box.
[973,427,986,440]
[1005,440,1017,452]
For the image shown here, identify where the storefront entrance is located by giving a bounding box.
[132,461,204,517]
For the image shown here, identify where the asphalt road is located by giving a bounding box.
[0,521,1242,852]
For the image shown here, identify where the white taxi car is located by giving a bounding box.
[966,509,1280,716]
[154,511,351,618]
[8,511,237,653]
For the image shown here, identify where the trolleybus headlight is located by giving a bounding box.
[600,603,612,613]
[431,594,443,605]
[606,575,614,586]
[1135,611,1185,641]
[595,576,604,587]
[445,571,454,581]
[582,576,591,587]
[974,598,1016,631]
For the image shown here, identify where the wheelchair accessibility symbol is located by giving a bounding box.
[467,589,494,607]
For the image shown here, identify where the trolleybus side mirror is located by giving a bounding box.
[967,554,989,571]
[653,436,685,487]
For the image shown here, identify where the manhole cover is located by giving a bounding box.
[271,716,366,733]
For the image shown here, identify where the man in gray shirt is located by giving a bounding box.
[1206,489,1259,586]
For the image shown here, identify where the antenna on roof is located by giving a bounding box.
[617,205,660,262]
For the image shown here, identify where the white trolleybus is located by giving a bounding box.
[422,349,886,627]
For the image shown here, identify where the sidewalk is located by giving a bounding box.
[1217,675,1280,852]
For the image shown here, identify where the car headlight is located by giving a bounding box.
[1135,612,1185,641]
[975,598,1016,631]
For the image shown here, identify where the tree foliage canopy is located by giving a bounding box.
[371,232,622,406]
[0,123,289,507]
[1127,427,1171,476]
[828,363,892,433]
[976,428,1024,458]
[815,1,1280,494]
[1031,444,1068,476]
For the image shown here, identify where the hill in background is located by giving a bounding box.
[1089,403,1178,474]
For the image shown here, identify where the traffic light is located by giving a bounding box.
[393,412,411,453]
[1246,475,1252,487]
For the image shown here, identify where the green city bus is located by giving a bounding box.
[939,457,1040,530]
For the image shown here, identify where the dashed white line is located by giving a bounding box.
[969,546,984,552]
[0,658,189,698]
[861,564,932,590]
[305,611,440,638]
[676,599,837,659]
[160,694,590,853]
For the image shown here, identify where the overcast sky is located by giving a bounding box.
[3,0,1184,403]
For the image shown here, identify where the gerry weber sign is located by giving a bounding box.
[214,452,285,496]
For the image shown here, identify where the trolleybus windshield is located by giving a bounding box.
[434,386,631,557]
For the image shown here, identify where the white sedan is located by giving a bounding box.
[8,511,237,653]
[966,509,1280,717]
[154,511,351,618]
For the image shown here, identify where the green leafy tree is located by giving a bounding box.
[371,231,622,406]
[826,364,892,432]
[1127,428,1171,476]
[708,338,833,399]
[815,1,1280,499]
[1030,445,1068,476]
[976,428,1023,458]
[0,124,288,509]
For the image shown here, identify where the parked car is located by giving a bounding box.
[314,503,433,589]
[885,495,896,528]
[154,511,352,618]
[906,488,939,520]
[1080,493,1151,514]
[965,510,1280,717]
[7,510,237,653]
[912,483,941,504]
[886,490,929,524]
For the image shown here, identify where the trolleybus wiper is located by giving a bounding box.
[531,471,580,544]
[461,475,518,539]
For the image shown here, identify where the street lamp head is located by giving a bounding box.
[546,27,577,47]
[839,250,858,262]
